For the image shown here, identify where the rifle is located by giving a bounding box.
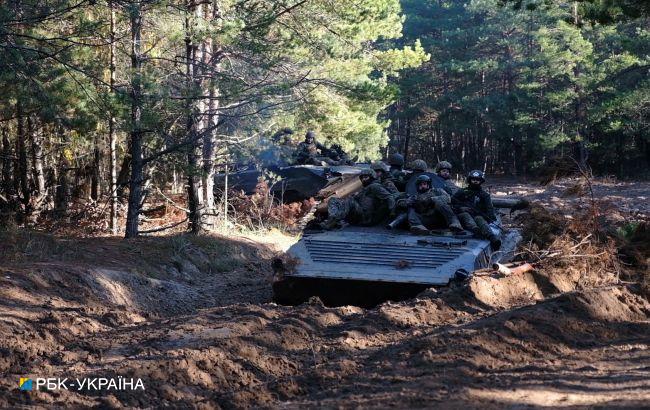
[386,212,408,229]
[385,194,417,230]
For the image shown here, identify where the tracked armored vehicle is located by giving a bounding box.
[272,224,521,307]
[214,163,368,203]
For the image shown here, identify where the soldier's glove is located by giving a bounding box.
[459,206,473,213]
[396,198,409,208]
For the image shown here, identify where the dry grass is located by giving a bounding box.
[224,180,315,231]
[518,201,648,291]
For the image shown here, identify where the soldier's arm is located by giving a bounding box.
[371,184,396,210]
[431,188,451,204]
[482,192,497,222]
[451,190,464,207]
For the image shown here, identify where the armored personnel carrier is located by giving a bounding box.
[214,163,369,203]
[272,224,521,307]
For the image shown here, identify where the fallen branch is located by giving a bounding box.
[493,262,535,276]
[139,217,188,234]
[155,187,190,213]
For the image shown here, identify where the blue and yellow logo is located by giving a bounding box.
[19,378,32,391]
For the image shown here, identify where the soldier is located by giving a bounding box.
[395,174,463,235]
[403,159,429,195]
[321,169,395,229]
[451,170,501,250]
[387,153,407,191]
[370,161,399,194]
[294,130,327,165]
[435,160,459,195]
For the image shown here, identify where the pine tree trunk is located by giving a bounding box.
[1,125,13,200]
[91,133,101,201]
[109,1,118,234]
[28,116,46,208]
[201,2,220,229]
[55,123,70,215]
[16,107,30,210]
[125,4,144,238]
[403,117,411,162]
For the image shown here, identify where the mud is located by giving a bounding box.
[1,179,649,408]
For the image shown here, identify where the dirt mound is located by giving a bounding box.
[286,286,650,408]
[2,180,649,408]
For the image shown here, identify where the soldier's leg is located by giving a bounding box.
[457,212,478,234]
[473,216,493,238]
[346,199,364,225]
[407,208,429,234]
[474,215,501,250]
[321,197,350,229]
[432,199,463,231]
[407,207,423,227]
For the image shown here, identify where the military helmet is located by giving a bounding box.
[370,161,390,173]
[466,169,485,183]
[359,168,377,179]
[387,153,404,167]
[415,174,431,186]
[411,159,428,172]
[435,160,452,172]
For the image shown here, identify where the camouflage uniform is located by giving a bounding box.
[387,153,407,191]
[370,161,399,194]
[442,179,459,196]
[451,186,497,239]
[387,168,405,191]
[327,178,395,227]
[435,160,459,195]
[405,188,461,231]
[294,140,328,165]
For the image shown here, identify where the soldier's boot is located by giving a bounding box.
[474,215,501,250]
[434,200,464,232]
[410,224,430,235]
[489,235,502,251]
[319,217,341,230]
[448,217,464,233]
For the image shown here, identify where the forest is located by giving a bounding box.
[0,0,648,238]
[387,0,649,176]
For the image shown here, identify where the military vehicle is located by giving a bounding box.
[272,195,527,307]
[214,163,369,203]
[272,225,521,307]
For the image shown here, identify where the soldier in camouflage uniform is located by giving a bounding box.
[387,153,407,191]
[451,170,501,250]
[396,174,463,235]
[321,169,395,229]
[370,161,399,194]
[404,159,430,195]
[294,131,328,165]
[435,160,459,195]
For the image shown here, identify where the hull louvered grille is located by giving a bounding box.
[305,239,466,268]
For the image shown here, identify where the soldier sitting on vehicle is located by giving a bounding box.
[320,168,395,230]
[435,160,459,195]
[391,174,463,235]
[387,153,407,191]
[404,159,431,195]
[451,170,501,250]
[370,161,399,194]
[326,144,355,165]
[294,130,328,165]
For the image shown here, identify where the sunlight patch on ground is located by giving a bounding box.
[467,386,650,407]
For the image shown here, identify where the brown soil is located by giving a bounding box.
[1,180,649,409]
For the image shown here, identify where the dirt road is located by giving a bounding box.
[1,179,648,408]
